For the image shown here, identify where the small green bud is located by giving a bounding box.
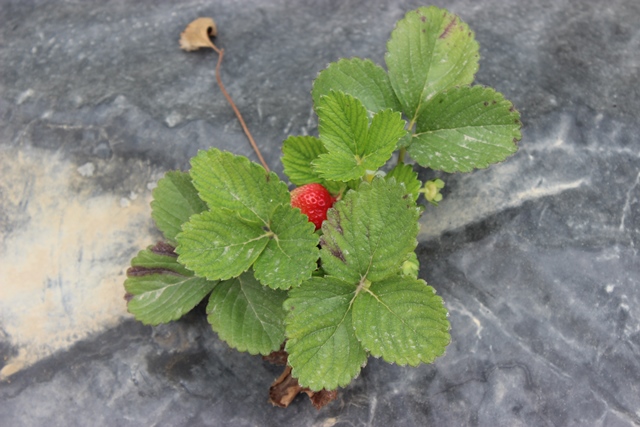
[420,179,445,206]
[401,252,420,278]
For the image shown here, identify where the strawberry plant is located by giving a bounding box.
[124,6,521,408]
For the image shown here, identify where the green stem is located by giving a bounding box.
[398,119,417,166]
[397,147,406,165]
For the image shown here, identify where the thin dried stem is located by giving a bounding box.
[208,41,270,172]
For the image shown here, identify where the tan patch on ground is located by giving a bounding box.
[0,146,160,379]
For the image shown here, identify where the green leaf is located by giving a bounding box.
[253,204,320,289]
[320,178,420,283]
[177,205,319,289]
[176,209,270,281]
[150,171,208,244]
[352,276,450,365]
[189,148,290,223]
[207,271,287,355]
[282,136,327,185]
[281,135,343,194]
[385,163,422,202]
[312,58,402,115]
[385,6,479,123]
[284,277,367,391]
[409,86,521,172]
[313,91,406,182]
[124,242,218,325]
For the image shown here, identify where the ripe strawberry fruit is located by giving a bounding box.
[290,183,335,230]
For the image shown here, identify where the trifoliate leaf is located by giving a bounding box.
[179,148,319,288]
[207,271,287,355]
[312,58,402,116]
[189,148,290,223]
[313,91,406,182]
[284,277,367,391]
[177,205,319,289]
[281,136,343,194]
[253,204,320,289]
[385,6,479,123]
[125,242,218,325]
[385,163,421,202]
[352,276,450,365]
[150,171,208,244]
[409,86,521,172]
[320,178,420,283]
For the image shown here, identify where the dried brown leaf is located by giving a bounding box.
[269,366,302,408]
[305,388,339,410]
[262,343,288,365]
[269,365,338,409]
[179,17,217,51]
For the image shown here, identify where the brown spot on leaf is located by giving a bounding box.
[421,16,426,22]
[328,247,346,263]
[332,211,344,235]
[483,101,489,106]
[124,292,134,302]
[439,18,457,39]
[150,241,177,257]
[126,266,183,277]
[269,365,338,409]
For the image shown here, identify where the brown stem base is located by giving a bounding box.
[269,366,338,409]
[264,347,338,409]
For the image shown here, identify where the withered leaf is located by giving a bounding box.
[262,343,288,366]
[269,366,302,408]
[305,388,339,410]
[269,365,338,409]
[179,17,217,51]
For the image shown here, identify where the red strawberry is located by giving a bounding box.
[290,183,335,230]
